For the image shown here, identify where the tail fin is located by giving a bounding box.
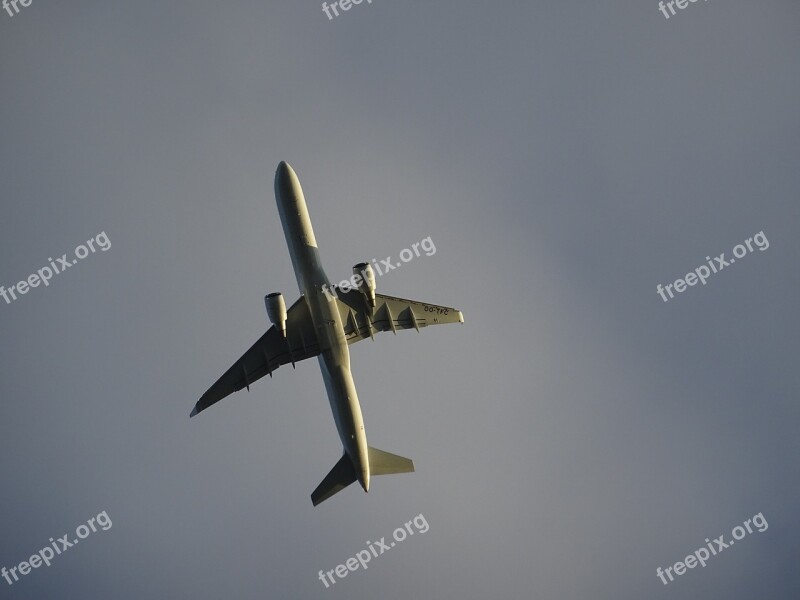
[310,448,415,506]
[311,454,356,506]
[368,447,415,476]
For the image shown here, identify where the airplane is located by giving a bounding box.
[191,161,464,506]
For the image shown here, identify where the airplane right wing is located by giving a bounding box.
[191,296,320,417]
[334,291,464,345]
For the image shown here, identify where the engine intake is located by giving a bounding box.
[265,292,287,337]
[353,263,376,308]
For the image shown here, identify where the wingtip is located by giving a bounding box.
[190,405,199,418]
[458,311,464,323]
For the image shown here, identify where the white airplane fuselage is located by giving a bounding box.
[274,161,371,493]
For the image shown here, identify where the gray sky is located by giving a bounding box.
[1,1,798,598]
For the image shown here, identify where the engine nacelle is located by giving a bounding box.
[265,292,287,337]
[353,262,376,308]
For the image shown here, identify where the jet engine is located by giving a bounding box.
[265,292,287,337]
[353,263,376,308]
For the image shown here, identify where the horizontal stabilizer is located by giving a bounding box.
[311,454,357,506]
[368,447,415,476]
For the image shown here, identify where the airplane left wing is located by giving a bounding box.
[191,296,320,417]
[334,290,464,344]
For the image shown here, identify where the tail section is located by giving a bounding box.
[310,447,415,506]
[368,447,415,476]
[311,454,356,506]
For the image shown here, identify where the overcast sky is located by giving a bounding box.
[1,1,799,598]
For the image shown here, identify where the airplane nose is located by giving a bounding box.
[274,161,302,200]
[275,160,294,185]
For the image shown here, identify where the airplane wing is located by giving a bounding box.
[334,290,464,344]
[191,296,320,417]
